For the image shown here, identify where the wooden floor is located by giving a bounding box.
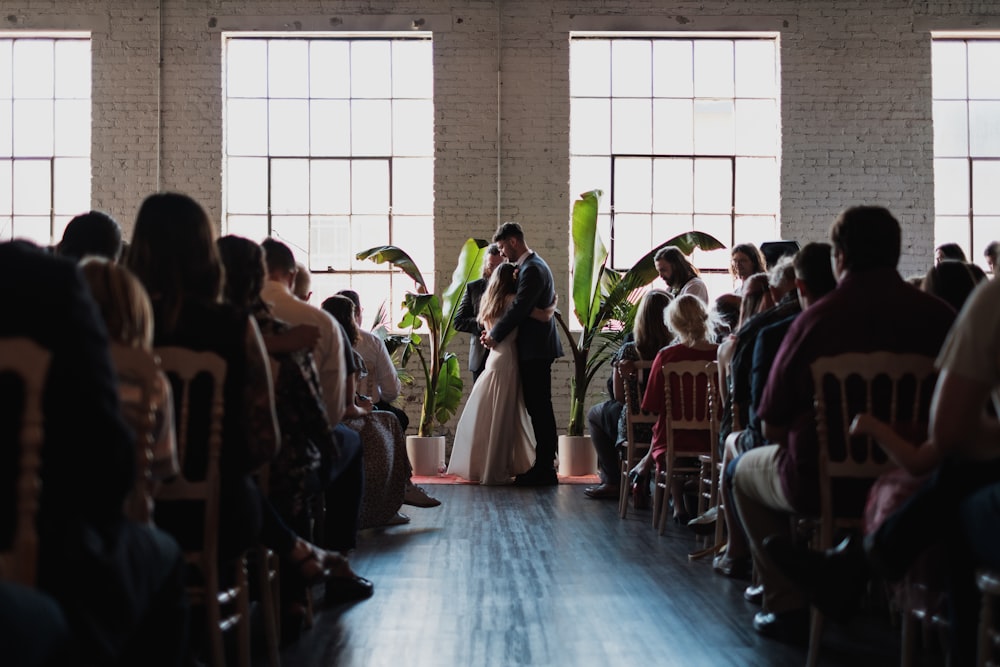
[275,483,927,667]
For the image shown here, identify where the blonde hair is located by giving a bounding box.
[633,289,674,360]
[666,294,715,346]
[478,262,517,328]
[80,257,154,350]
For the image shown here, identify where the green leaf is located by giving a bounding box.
[356,245,426,291]
[433,354,464,424]
[570,189,606,331]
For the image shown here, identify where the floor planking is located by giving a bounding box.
[275,483,939,667]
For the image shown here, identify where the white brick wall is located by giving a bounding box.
[5,0,1000,439]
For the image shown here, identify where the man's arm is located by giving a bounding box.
[488,263,548,343]
[454,282,482,335]
[930,369,999,459]
[316,315,348,426]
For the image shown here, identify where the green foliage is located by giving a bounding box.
[357,238,489,436]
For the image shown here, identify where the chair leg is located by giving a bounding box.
[256,547,281,667]
[235,558,252,667]
[652,471,664,530]
[619,461,629,519]
[806,606,823,667]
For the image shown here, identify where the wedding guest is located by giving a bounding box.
[984,241,999,276]
[654,246,709,304]
[56,210,123,263]
[934,242,967,264]
[455,243,504,383]
[292,261,313,302]
[730,243,767,293]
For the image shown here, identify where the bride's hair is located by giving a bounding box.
[478,262,518,328]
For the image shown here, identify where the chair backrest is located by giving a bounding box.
[662,359,721,458]
[153,347,227,569]
[810,351,937,545]
[0,338,50,587]
[111,344,161,523]
[621,360,657,449]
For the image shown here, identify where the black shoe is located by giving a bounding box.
[325,574,374,604]
[752,608,810,644]
[514,467,558,487]
[583,483,619,499]
[743,584,764,605]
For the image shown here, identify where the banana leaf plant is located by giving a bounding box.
[357,238,489,437]
[557,189,725,436]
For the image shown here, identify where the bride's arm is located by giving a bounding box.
[530,294,558,322]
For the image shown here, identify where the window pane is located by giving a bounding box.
[570,98,610,156]
[693,100,734,155]
[13,160,50,215]
[309,41,350,99]
[612,213,651,268]
[652,214,693,246]
[351,41,391,99]
[694,41,734,98]
[969,101,1000,156]
[968,42,1000,99]
[611,98,651,154]
[933,100,968,157]
[0,160,11,214]
[973,216,1000,271]
[653,99,693,154]
[54,99,90,157]
[0,216,10,240]
[352,160,389,214]
[613,158,651,213]
[935,158,969,215]
[351,99,391,156]
[736,158,778,214]
[735,99,777,156]
[693,214,733,259]
[54,41,90,99]
[392,157,433,215]
[392,100,433,156]
[735,40,776,99]
[392,215,433,276]
[653,40,692,98]
[571,40,610,98]
[0,103,9,157]
[351,215,390,263]
[13,40,53,98]
[694,159,732,214]
[227,39,267,97]
[932,41,967,100]
[268,99,309,156]
[52,214,70,243]
[268,40,309,98]
[271,159,309,214]
[734,215,778,246]
[934,215,967,251]
[0,42,11,98]
[53,157,89,215]
[310,100,350,156]
[226,99,267,156]
[392,41,433,99]
[272,216,310,262]
[13,216,50,245]
[653,158,693,214]
[227,157,268,214]
[310,215,351,270]
[226,215,269,242]
[973,160,1000,215]
[310,160,350,215]
[570,157,611,212]
[13,100,53,156]
[612,41,651,98]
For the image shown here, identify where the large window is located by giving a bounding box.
[223,34,434,325]
[569,34,780,297]
[0,35,91,246]
[932,37,1000,271]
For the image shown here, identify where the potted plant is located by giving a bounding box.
[357,238,489,474]
[555,189,724,468]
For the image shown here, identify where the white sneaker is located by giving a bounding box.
[403,482,441,508]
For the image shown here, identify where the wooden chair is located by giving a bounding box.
[806,352,937,667]
[111,344,162,523]
[977,569,1000,667]
[154,347,251,667]
[0,338,50,587]
[618,360,655,519]
[654,360,720,536]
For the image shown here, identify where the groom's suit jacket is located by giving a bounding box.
[489,251,564,361]
[454,277,489,373]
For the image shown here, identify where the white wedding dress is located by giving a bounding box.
[447,327,536,485]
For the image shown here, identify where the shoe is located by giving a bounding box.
[384,512,410,526]
[752,608,810,644]
[289,544,331,586]
[325,574,374,604]
[584,483,620,499]
[689,506,718,525]
[513,466,558,487]
[713,552,752,580]
[743,584,764,605]
[403,481,441,508]
[629,472,651,510]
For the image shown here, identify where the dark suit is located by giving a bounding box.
[454,277,489,381]
[489,251,564,471]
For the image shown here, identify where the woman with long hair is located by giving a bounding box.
[730,243,767,293]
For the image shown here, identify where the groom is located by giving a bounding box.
[482,222,564,486]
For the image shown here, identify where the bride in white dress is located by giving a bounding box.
[447,263,551,485]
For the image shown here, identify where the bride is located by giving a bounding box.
[447,262,553,485]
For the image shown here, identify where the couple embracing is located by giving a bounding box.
[447,222,564,486]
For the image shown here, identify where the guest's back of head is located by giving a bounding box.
[793,242,838,301]
[667,294,716,346]
[633,289,674,359]
[79,258,154,350]
[921,260,986,312]
[829,205,901,273]
[292,261,312,301]
[216,235,267,314]
[935,242,967,264]
[57,211,123,263]
[321,294,359,345]
[737,273,774,328]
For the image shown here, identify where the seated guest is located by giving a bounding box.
[730,243,767,294]
[934,242,967,264]
[630,295,719,523]
[1,239,187,666]
[717,272,774,409]
[654,246,709,304]
[985,240,999,276]
[56,210,123,263]
[921,260,986,312]
[292,261,312,302]
[730,206,955,642]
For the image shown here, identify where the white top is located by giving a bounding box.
[355,328,401,402]
[679,276,709,305]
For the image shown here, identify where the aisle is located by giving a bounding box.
[277,484,906,667]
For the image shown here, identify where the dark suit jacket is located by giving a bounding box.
[489,251,563,361]
[454,277,489,372]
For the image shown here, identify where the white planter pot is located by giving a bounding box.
[558,434,597,477]
[406,435,446,476]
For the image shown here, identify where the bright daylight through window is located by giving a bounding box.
[569,34,780,297]
[224,34,434,326]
